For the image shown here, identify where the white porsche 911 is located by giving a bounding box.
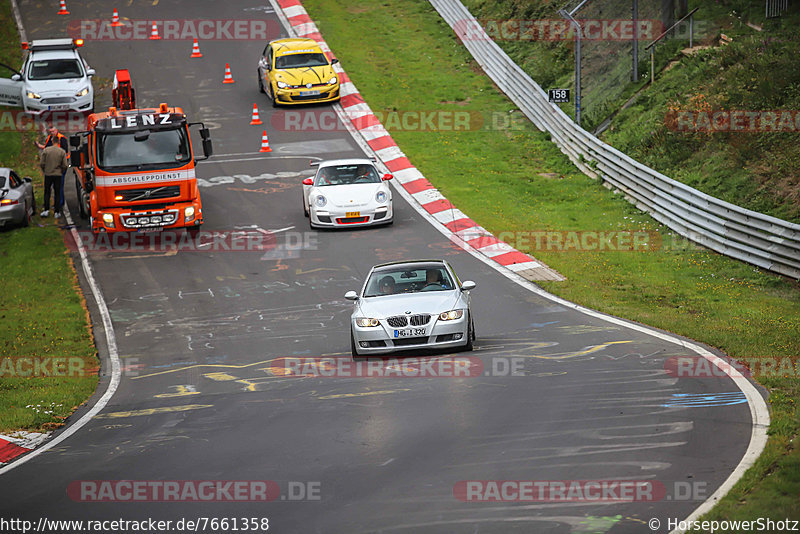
[302,159,393,228]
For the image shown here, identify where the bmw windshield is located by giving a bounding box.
[364,266,455,297]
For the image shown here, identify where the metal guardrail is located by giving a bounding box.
[429,0,800,279]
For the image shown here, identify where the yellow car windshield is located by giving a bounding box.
[275,53,328,69]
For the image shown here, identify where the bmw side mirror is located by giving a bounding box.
[11,73,21,81]
[461,281,476,291]
[302,178,313,185]
[87,68,96,77]
[344,291,359,301]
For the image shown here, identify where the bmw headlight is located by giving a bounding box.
[315,195,326,208]
[327,76,338,85]
[376,190,388,204]
[26,91,41,99]
[439,310,464,321]
[277,81,289,89]
[355,318,380,327]
[75,87,89,97]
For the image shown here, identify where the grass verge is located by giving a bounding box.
[0,0,98,433]
[302,0,799,523]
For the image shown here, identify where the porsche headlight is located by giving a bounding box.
[277,81,289,89]
[327,76,338,85]
[439,310,463,321]
[376,191,388,204]
[355,318,380,327]
[75,87,89,97]
[26,91,41,99]
[315,195,326,207]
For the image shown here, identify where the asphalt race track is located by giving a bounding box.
[0,2,762,533]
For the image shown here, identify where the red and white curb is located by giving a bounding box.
[276,0,563,281]
[0,431,50,466]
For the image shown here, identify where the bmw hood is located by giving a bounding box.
[322,184,386,208]
[275,65,335,87]
[355,291,462,318]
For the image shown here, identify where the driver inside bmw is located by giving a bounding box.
[378,276,396,295]
[425,269,444,288]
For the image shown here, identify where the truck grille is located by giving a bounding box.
[116,186,180,202]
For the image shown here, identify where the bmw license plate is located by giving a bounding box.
[300,90,320,96]
[394,328,426,338]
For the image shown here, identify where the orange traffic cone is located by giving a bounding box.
[250,104,263,125]
[222,63,235,84]
[190,39,203,58]
[57,0,69,15]
[149,21,161,40]
[111,8,123,27]
[259,131,272,153]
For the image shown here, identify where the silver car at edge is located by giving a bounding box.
[0,168,36,229]
[345,259,476,358]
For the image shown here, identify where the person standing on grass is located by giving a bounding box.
[36,125,70,212]
[40,143,68,218]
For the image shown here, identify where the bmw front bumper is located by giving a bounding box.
[352,312,469,355]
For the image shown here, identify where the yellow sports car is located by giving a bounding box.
[257,38,340,107]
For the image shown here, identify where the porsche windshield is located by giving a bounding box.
[364,266,455,297]
[275,53,328,69]
[315,164,380,186]
[97,128,191,171]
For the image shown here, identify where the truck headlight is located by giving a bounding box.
[102,213,115,228]
[26,91,41,99]
[184,206,195,221]
[75,87,89,97]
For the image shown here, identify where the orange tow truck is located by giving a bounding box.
[69,69,212,234]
